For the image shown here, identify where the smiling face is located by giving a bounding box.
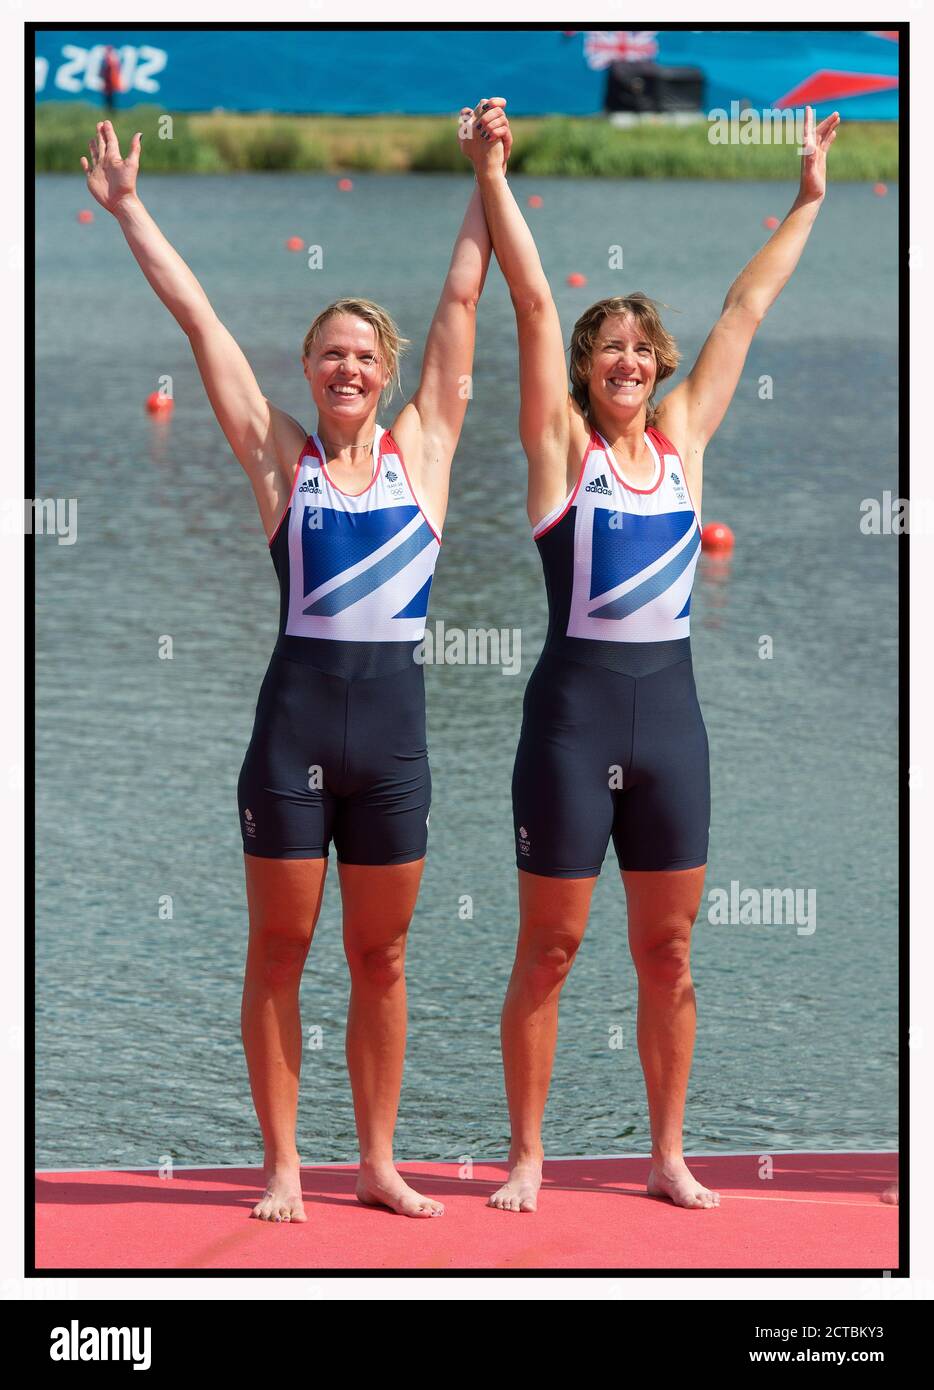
[586,313,658,419]
[569,294,680,426]
[302,313,390,422]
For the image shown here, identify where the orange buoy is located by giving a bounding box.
[763,215,779,230]
[701,521,734,553]
[567,272,587,288]
[77,209,94,224]
[528,194,543,208]
[285,235,304,252]
[873,182,888,197]
[145,391,174,415]
[337,178,353,192]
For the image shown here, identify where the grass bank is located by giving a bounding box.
[36,104,899,180]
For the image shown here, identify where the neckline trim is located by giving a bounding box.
[312,425,382,497]
[598,429,664,495]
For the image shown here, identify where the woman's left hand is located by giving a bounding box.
[459,97,512,174]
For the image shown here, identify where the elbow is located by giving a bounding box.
[723,297,766,331]
[509,288,552,321]
[444,280,481,314]
[184,306,219,345]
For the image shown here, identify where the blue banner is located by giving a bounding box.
[34,29,900,121]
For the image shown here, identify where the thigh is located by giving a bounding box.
[622,865,708,957]
[333,754,431,867]
[339,860,426,954]
[243,854,329,949]
[612,659,710,873]
[238,657,339,860]
[335,663,431,867]
[238,747,335,861]
[512,659,621,879]
[517,869,597,952]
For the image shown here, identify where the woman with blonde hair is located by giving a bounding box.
[81,114,508,1223]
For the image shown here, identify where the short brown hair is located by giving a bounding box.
[302,298,410,403]
[569,293,679,425]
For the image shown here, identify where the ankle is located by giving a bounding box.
[264,1146,301,1173]
[508,1143,544,1167]
[651,1150,685,1169]
[358,1152,395,1172]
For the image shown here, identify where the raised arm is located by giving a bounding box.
[463,100,581,524]
[391,168,494,526]
[81,120,302,537]
[658,107,840,469]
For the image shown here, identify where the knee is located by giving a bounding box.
[632,931,693,992]
[520,930,581,990]
[251,919,311,986]
[347,938,407,990]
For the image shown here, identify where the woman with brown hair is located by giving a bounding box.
[463,99,839,1213]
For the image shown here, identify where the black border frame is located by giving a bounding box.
[27,18,908,1282]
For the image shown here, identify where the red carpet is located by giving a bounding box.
[35,1152,898,1271]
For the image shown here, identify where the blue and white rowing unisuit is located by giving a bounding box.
[238,426,442,864]
[513,425,711,878]
[532,424,701,654]
[278,426,441,651]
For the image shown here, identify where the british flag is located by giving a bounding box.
[582,31,659,71]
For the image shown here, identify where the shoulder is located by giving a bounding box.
[652,402,705,506]
[387,400,421,462]
[268,403,309,468]
[568,395,591,439]
[561,402,597,492]
[652,391,691,461]
[647,422,681,460]
[380,425,404,460]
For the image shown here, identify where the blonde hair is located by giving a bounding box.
[569,293,680,425]
[302,298,409,403]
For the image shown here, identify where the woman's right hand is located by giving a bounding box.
[80,120,142,214]
[459,98,512,176]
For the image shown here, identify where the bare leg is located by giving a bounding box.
[623,865,720,1210]
[340,860,443,1218]
[489,870,596,1212]
[241,855,327,1222]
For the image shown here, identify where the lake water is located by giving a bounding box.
[35,172,899,1168]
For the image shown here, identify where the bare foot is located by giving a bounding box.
[250,1159,307,1223]
[488,1154,543,1213]
[647,1158,720,1209]
[355,1162,444,1218]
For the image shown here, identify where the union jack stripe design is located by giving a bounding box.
[282,426,441,643]
[534,427,701,644]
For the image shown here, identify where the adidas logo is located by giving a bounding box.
[298,476,321,493]
[585,472,612,495]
